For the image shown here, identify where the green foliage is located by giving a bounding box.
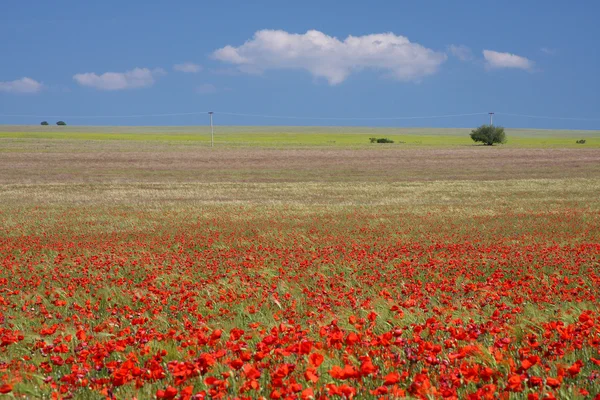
[576,139,586,144]
[40,121,49,126]
[369,137,394,144]
[56,121,67,126]
[470,125,507,146]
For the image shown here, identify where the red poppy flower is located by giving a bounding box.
[0,384,12,394]
[309,353,324,368]
[156,386,178,399]
[507,375,523,392]
[383,372,400,386]
[546,377,562,389]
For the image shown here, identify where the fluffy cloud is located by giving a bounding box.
[483,50,534,71]
[174,62,202,73]
[212,29,447,84]
[448,44,473,61]
[0,77,43,93]
[73,67,165,90]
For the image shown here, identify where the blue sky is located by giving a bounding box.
[1,1,599,129]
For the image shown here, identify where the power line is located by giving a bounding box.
[0,111,489,120]
[215,112,489,120]
[0,110,598,121]
[496,112,600,121]
[0,112,209,119]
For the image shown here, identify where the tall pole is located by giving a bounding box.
[209,112,214,147]
[489,112,494,126]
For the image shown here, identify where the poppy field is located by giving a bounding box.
[1,134,600,399]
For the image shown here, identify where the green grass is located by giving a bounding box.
[0,125,599,147]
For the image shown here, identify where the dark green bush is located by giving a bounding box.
[576,139,586,144]
[40,121,49,126]
[369,138,394,144]
[470,125,506,146]
[56,121,67,126]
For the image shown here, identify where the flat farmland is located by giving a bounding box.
[1,126,600,399]
[1,125,600,147]
[1,126,600,184]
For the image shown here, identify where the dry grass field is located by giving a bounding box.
[1,137,599,185]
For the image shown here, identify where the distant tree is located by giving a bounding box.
[470,125,506,146]
[56,121,67,126]
[369,137,394,143]
[40,121,49,126]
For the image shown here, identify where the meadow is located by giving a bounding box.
[1,126,600,399]
[1,125,599,147]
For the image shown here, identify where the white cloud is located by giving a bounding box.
[174,62,202,73]
[448,44,473,61]
[541,47,557,55]
[73,67,165,90]
[0,77,43,93]
[197,83,217,94]
[212,29,447,85]
[483,50,534,71]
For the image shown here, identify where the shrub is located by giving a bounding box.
[56,121,67,126]
[576,139,586,144]
[369,138,394,144]
[470,125,506,146]
[40,121,49,126]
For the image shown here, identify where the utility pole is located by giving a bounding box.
[208,112,214,147]
[489,112,494,126]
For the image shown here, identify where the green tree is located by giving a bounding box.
[56,121,67,126]
[40,121,49,126]
[470,125,506,146]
